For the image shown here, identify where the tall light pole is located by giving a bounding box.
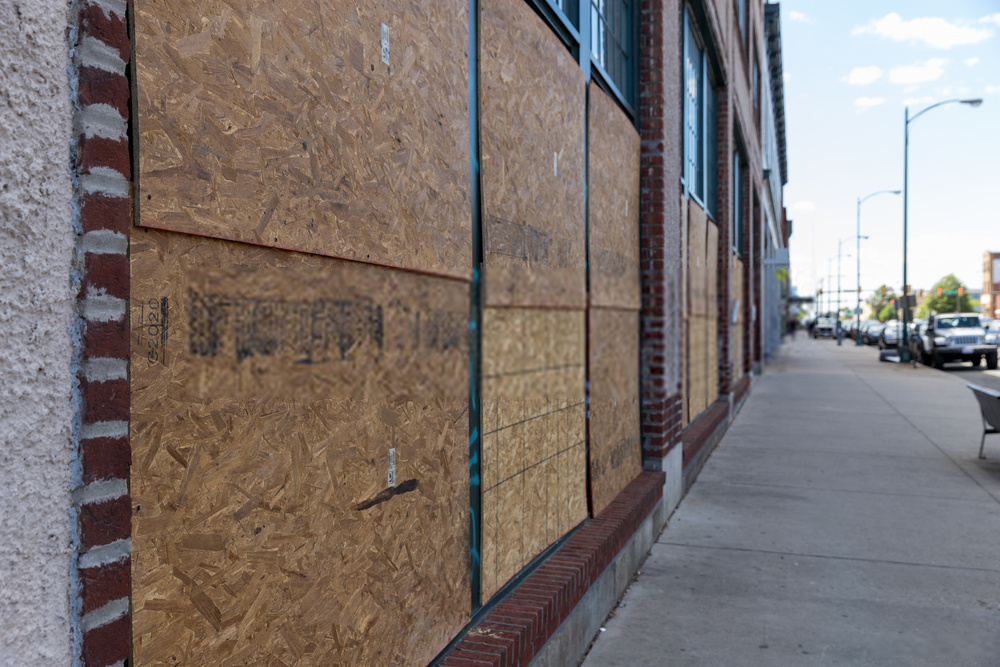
[837,236,861,322]
[899,98,983,362]
[855,190,900,346]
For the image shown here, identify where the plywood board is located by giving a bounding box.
[587,83,640,310]
[480,0,587,308]
[130,230,470,666]
[480,307,587,601]
[588,308,641,515]
[707,223,720,405]
[680,195,689,428]
[133,0,471,279]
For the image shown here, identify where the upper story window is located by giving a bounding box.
[737,0,748,48]
[683,8,718,217]
[531,0,636,113]
[752,53,760,118]
[591,0,635,110]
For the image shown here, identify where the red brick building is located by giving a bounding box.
[984,251,1000,319]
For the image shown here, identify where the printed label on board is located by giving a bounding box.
[387,447,396,487]
[381,23,390,65]
[137,297,169,366]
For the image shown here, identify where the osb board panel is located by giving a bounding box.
[688,316,707,421]
[707,223,720,405]
[133,0,471,279]
[587,83,640,310]
[480,0,587,309]
[680,195,689,428]
[480,307,587,600]
[130,230,470,666]
[688,202,708,316]
[588,308,641,515]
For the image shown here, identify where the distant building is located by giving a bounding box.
[984,252,1000,319]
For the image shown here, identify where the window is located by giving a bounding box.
[733,149,745,256]
[683,8,718,216]
[752,53,760,118]
[529,0,636,112]
[737,0,748,47]
[591,0,635,108]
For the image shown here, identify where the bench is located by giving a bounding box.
[968,384,1000,460]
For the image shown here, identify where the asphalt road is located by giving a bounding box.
[846,337,1000,393]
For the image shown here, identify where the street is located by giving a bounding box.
[583,336,1000,666]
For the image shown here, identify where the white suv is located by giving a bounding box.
[917,313,997,369]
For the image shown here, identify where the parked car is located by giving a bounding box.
[985,320,1000,346]
[846,320,860,339]
[860,322,885,345]
[879,321,904,349]
[914,313,997,369]
[813,317,835,339]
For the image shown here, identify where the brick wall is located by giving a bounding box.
[72,0,133,664]
[639,0,684,465]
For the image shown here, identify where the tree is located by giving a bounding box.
[923,274,974,315]
[867,285,899,320]
[878,303,897,322]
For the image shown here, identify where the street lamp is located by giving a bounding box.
[855,190,900,346]
[900,98,983,362]
[838,236,862,325]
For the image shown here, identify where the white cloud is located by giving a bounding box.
[854,97,886,111]
[965,57,980,67]
[902,96,935,107]
[783,72,792,82]
[791,201,816,212]
[889,59,947,85]
[980,14,1000,27]
[788,10,810,23]
[852,13,992,49]
[986,85,1000,95]
[843,66,883,85]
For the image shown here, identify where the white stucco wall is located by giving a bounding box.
[0,1,76,664]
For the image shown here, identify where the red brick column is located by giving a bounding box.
[72,1,132,664]
[639,0,683,466]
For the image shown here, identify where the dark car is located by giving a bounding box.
[861,322,885,345]
[878,321,904,349]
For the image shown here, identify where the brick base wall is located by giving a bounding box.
[71,0,133,664]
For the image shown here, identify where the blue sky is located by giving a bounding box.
[778,1,1000,307]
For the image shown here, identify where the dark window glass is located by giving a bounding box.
[591,0,635,107]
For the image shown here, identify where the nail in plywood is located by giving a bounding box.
[588,308,641,515]
[130,229,470,666]
[133,0,471,279]
[479,0,587,308]
[587,83,640,310]
[480,307,586,601]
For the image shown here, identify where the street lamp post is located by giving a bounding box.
[855,190,900,346]
[899,98,982,362]
[837,236,861,323]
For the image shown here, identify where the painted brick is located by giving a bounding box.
[82,613,129,667]
[81,436,130,484]
[79,3,130,63]
[80,494,131,550]
[82,319,129,360]
[78,135,131,180]
[83,253,129,301]
[80,558,130,615]
[77,67,130,117]
[81,378,129,424]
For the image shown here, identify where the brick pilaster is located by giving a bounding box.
[71,0,132,664]
[639,0,683,464]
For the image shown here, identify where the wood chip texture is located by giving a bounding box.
[133,0,472,279]
[130,230,470,666]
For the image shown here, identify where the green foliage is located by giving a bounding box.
[924,274,974,314]
[877,303,897,322]
[867,285,899,319]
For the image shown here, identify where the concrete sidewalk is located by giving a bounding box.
[583,336,1000,666]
